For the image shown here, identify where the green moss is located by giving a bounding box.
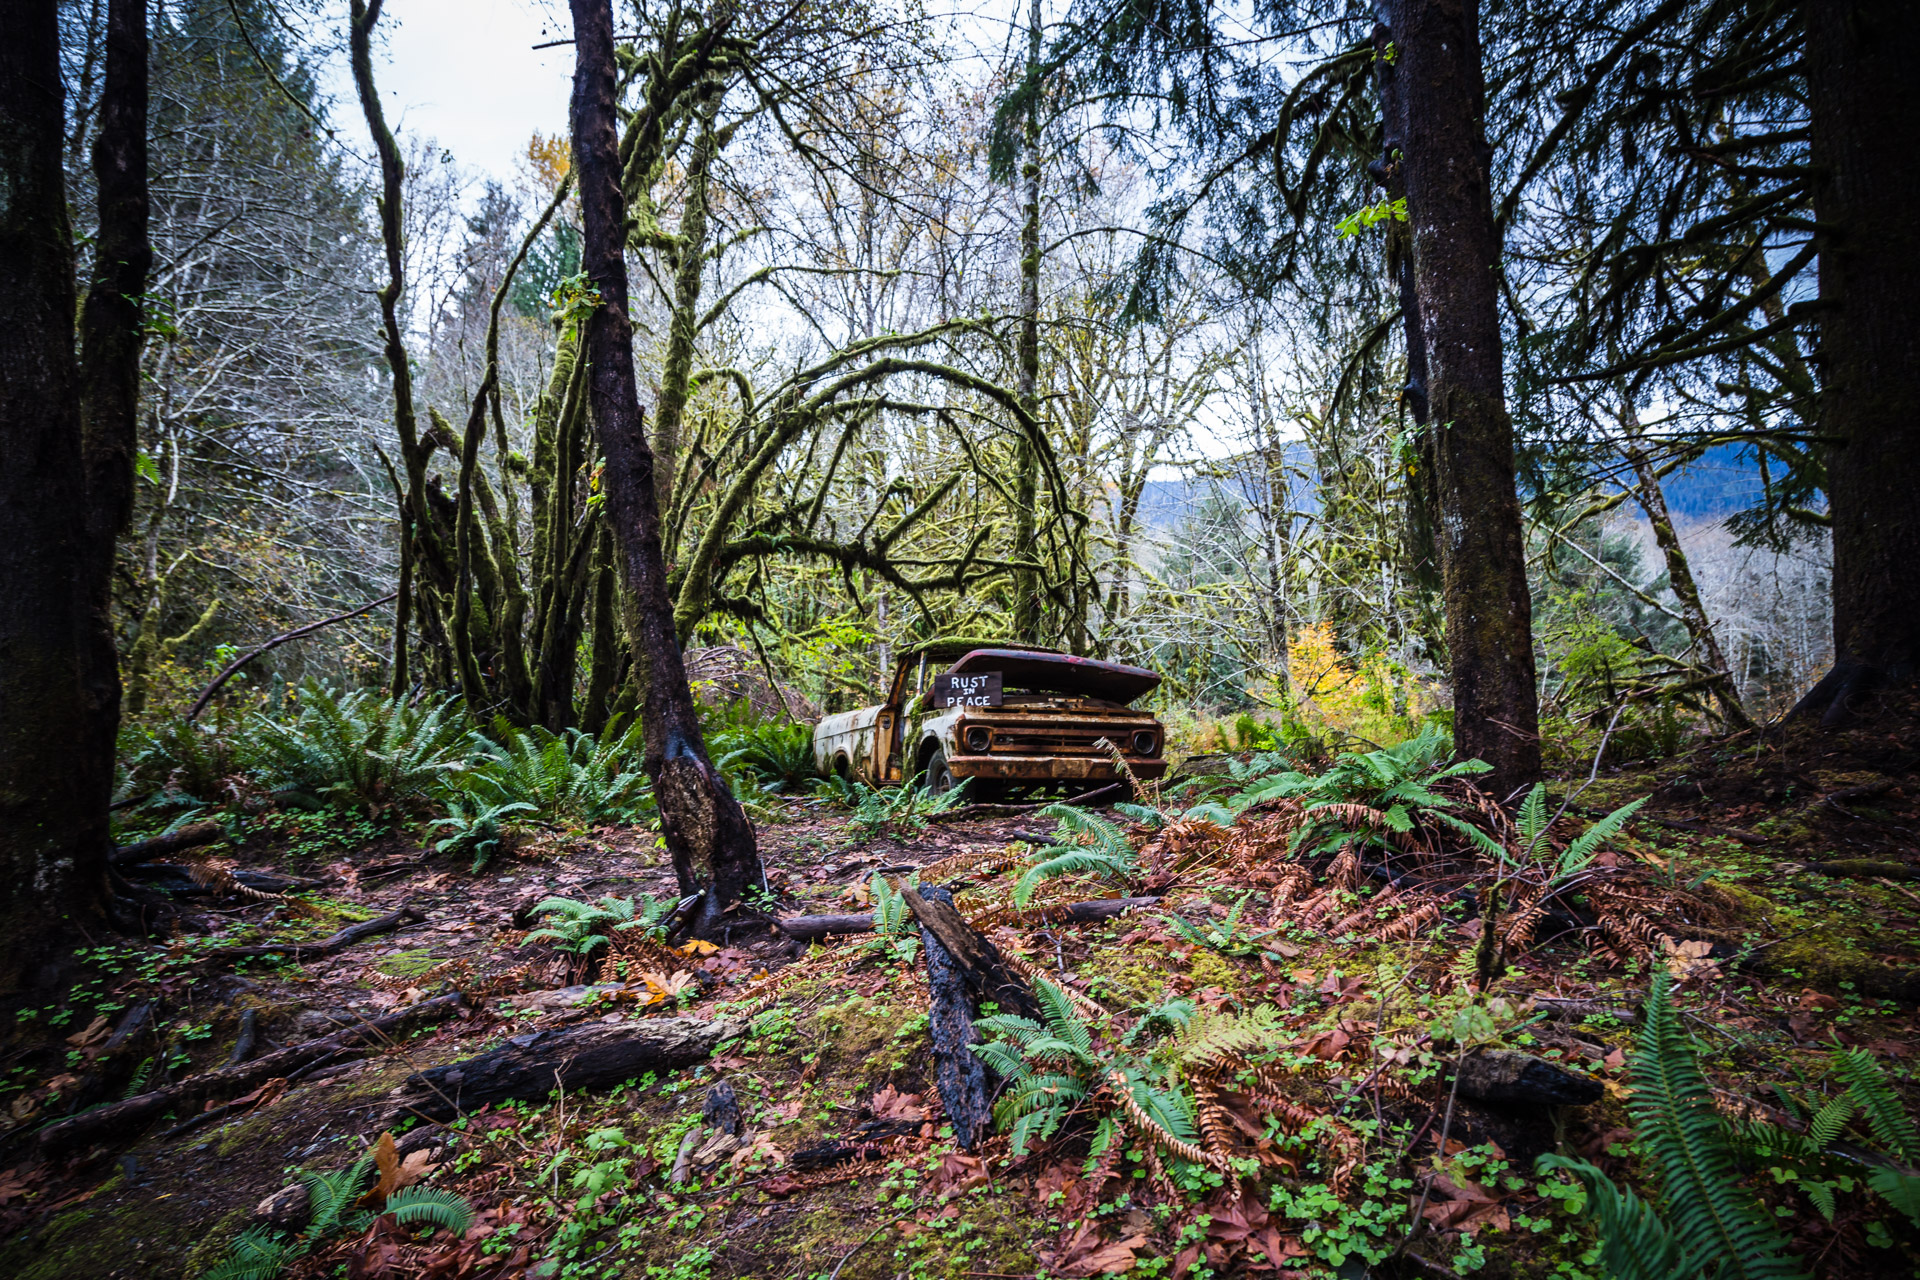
[371,948,441,978]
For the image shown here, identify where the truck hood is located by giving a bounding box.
[945,648,1161,705]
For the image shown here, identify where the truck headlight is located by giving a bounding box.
[1132,730,1159,756]
[964,725,992,753]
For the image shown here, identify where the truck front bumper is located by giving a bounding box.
[945,753,1168,781]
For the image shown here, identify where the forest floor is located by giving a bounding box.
[2,701,1918,1280]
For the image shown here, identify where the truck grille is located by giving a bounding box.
[986,726,1119,754]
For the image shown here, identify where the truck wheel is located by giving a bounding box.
[924,748,955,796]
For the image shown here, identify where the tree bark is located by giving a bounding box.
[1010,0,1046,643]
[78,0,150,869]
[37,991,467,1152]
[1793,0,1920,726]
[1378,0,1540,792]
[349,0,430,699]
[569,0,764,937]
[1618,397,1751,729]
[0,0,108,987]
[379,1014,743,1124]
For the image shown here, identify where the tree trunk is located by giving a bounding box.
[1010,0,1044,642]
[78,0,150,852]
[1793,0,1920,725]
[349,0,430,700]
[1619,397,1752,729]
[0,0,110,987]
[569,0,764,937]
[1378,0,1540,792]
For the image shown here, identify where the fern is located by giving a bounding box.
[1013,804,1138,907]
[973,978,1202,1167]
[524,894,670,958]
[428,797,536,872]
[861,874,920,965]
[1164,892,1280,959]
[1541,972,1806,1280]
[251,685,472,813]
[385,1185,475,1237]
[463,719,651,824]
[196,1228,298,1280]
[713,718,818,793]
[1834,1048,1920,1163]
[1535,1156,1695,1280]
[1556,797,1647,883]
[301,1153,374,1238]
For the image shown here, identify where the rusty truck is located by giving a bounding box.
[811,638,1168,798]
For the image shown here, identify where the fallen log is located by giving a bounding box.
[377,1015,744,1123]
[775,896,1159,943]
[1453,1049,1603,1107]
[902,886,1041,1023]
[1532,997,1640,1025]
[912,886,1002,1151]
[124,863,323,896]
[39,991,466,1152]
[208,903,426,963]
[110,820,225,867]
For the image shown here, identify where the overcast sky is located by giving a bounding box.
[352,0,574,183]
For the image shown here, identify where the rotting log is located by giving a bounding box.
[1532,998,1640,1025]
[207,903,425,963]
[775,896,1158,943]
[378,1015,745,1123]
[901,886,1042,1022]
[1453,1049,1603,1107]
[124,864,321,896]
[913,886,996,1151]
[109,820,224,867]
[39,992,466,1152]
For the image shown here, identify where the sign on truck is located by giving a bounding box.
[930,671,1002,708]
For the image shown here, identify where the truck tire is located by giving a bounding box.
[924,748,955,795]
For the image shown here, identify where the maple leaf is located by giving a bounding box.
[65,1015,111,1051]
[928,1152,988,1200]
[0,1168,38,1206]
[1044,1222,1149,1277]
[869,1084,927,1123]
[643,969,696,1000]
[356,1132,434,1207]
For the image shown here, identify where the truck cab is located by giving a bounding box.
[812,638,1168,797]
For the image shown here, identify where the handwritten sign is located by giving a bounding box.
[930,671,1002,708]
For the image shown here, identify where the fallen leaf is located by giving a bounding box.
[928,1152,988,1200]
[1045,1222,1149,1277]
[0,1168,38,1205]
[358,1132,402,1207]
[869,1084,926,1123]
[66,1015,112,1050]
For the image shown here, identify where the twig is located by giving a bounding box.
[206,903,425,963]
[827,1221,893,1280]
[185,592,398,721]
[1396,1049,1467,1259]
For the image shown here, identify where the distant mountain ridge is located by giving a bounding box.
[1126,443,1777,531]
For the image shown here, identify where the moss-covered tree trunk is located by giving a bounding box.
[1379,0,1540,793]
[0,0,110,985]
[1009,0,1045,643]
[569,0,764,937]
[1792,0,1920,725]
